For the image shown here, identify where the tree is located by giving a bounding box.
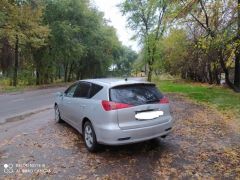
[44,0,129,82]
[174,0,239,91]
[112,46,137,76]
[44,0,85,83]
[0,0,49,86]
[120,0,168,81]
[158,29,188,75]
[0,0,137,86]
[234,0,240,88]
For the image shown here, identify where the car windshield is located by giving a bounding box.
[110,84,163,106]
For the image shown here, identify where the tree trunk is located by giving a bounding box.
[215,69,220,85]
[76,66,81,80]
[144,64,147,76]
[68,62,74,82]
[58,65,61,79]
[64,62,68,82]
[234,0,240,88]
[147,60,153,82]
[13,35,18,86]
[147,43,157,82]
[234,53,240,87]
[147,68,153,82]
[207,62,213,84]
[35,59,40,85]
[219,52,239,91]
[44,73,49,84]
[36,70,40,85]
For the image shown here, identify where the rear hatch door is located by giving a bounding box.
[110,83,170,130]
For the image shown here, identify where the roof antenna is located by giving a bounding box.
[124,75,128,81]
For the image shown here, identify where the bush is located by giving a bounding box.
[18,70,35,86]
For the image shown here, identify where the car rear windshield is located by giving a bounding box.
[110,84,163,106]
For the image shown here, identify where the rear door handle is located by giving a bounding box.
[80,105,86,107]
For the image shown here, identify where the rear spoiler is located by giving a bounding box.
[110,83,156,89]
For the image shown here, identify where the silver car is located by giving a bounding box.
[54,78,173,152]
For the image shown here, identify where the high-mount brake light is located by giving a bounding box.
[159,97,169,104]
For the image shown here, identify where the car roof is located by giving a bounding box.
[79,78,153,88]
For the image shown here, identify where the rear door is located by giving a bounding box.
[110,84,171,130]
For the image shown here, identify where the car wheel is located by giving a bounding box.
[54,105,63,123]
[83,121,99,152]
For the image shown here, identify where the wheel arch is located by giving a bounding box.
[82,117,90,133]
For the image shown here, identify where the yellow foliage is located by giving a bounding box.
[0,1,50,48]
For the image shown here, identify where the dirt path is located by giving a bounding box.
[0,94,239,179]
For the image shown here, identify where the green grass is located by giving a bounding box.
[155,79,240,116]
[0,85,27,93]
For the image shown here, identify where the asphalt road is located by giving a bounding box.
[0,87,66,124]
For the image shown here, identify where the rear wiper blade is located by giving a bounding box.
[146,99,159,104]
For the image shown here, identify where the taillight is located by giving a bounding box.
[160,96,169,104]
[102,100,132,111]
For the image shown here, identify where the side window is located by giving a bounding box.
[89,83,103,98]
[74,82,91,98]
[65,83,78,97]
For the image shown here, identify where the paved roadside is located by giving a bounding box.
[0,87,66,124]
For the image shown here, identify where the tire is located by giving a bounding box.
[54,105,63,123]
[83,121,99,152]
[161,135,167,138]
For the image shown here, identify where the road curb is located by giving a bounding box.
[0,105,53,125]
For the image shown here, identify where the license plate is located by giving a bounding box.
[135,110,164,120]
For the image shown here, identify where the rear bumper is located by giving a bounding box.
[95,116,173,145]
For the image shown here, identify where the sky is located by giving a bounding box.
[92,0,140,52]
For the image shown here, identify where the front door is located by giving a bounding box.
[70,82,91,126]
[61,83,78,123]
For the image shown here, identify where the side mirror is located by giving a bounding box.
[55,92,63,97]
